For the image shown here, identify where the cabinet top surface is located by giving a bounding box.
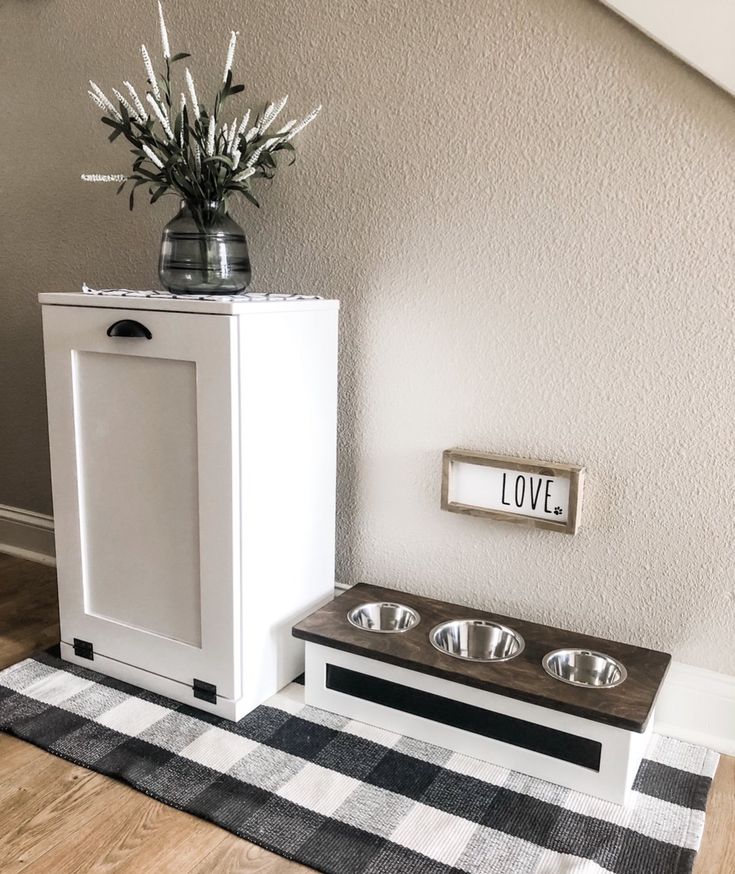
[293,583,672,732]
[38,291,339,315]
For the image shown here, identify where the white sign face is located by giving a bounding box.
[450,461,571,523]
[441,450,584,535]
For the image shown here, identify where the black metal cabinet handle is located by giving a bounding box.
[106,319,152,339]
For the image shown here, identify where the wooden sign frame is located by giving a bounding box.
[441,449,585,535]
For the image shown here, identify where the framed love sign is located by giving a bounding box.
[441,449,585,535]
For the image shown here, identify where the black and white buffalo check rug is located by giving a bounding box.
[0,651,718,874]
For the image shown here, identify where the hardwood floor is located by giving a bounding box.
[0,552,732,873]
[0,553,310,873]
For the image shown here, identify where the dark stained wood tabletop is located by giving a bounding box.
[293,583,671,732]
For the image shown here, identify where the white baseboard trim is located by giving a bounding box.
[0,504,56,566]
[654,661,735,756]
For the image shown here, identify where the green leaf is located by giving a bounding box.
[242,190,260,208]
[170,52,191,63]
[129,178,147,209]
[228,84,245,96]
[202,155,233,168]
[150,185,167,204]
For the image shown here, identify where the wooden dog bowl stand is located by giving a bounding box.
[292,584,671,805]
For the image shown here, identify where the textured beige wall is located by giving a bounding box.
[2,0,735,672]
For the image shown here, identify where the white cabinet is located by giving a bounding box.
[40,292,339,720]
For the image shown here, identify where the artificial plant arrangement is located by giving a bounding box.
[83,2,320,293]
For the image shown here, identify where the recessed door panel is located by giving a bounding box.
[74,351,201,646]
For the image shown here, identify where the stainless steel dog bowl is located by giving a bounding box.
[430,619,525,662]
[542,649,627,688]
[347,602,420,633]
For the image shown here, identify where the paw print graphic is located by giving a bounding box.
[553,506,563,516]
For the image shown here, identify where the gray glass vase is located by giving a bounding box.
[159,201,251,295]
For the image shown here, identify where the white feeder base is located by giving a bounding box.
[304,643,653,805]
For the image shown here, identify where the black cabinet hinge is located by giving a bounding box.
[193,679,217,704]
[73,638,94,660]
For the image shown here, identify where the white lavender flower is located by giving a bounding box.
[192,142,201,169]
[287,105,321,139]
[223,30,238,83]
[259,102,273,130]
[178,93,186,145]
[232,148,242,169]
[89,81,121,120]
[147,93,174,139]
[124,81,148,121]
[81,174,128,182]
[112,88,141,123]
[157,2,171,60]
[244,126,258,143]
[233,167,255,182]
[142,143,164,169]
[87,91,107,112]
[236,111,250,140]
[206,116,216,155]
[141,44,161,101]
[227,119,238,154]
[244,145,264,168]
[275,119,297,136]
[185,68,200,119]
[259,95,288,134]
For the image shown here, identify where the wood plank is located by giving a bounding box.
[108,811,236,874]
[189,834,312,873]
[0,554,25,574]
[0,734,51,782]
[1,768,126,873]
[0,555,55,590]
[0,743,72,805]
[0,754,99,840]
[26,787,223,874]
[694,755,735,874]
[0,551,60,670]
[0,619,60,671]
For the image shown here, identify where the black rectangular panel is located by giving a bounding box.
[326,664,601,770]
[73,638,94,660]
[193,679,217,704]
